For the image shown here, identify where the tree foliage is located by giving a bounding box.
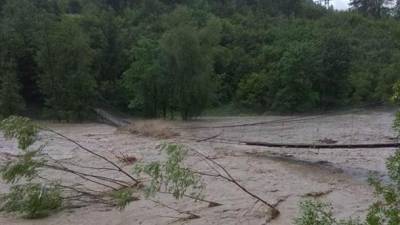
[134,143,204,199]
[160,24,214,120]
[295,201,362,225]
[0,183,62,219]
[350,0,394,18]
[1,0,400,118]
[36,16,96,120]
[122,38,165,117]
[0,116,207,218]
[0,59,25,117]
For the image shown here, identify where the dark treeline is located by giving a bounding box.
[1,0,400,120]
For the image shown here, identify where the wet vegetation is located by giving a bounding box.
[1,0,400,120]
[1,0,400,224]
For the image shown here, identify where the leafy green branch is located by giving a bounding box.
[0,116,278,221]
[0,116,217,220]
[134,143,204,200]
[0,116,141,217]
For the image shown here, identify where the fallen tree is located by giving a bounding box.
[243,141,400,149]
[0,116,279,222]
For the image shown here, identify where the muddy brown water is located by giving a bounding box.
[0,108,397,225]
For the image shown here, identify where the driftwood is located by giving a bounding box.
[243,141,400,149]
[181,134,400,150]
[196,132,223,143]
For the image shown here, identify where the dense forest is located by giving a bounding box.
[1,0,400,120]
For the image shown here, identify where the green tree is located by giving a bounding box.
[0,0,45,104]
[160,24,214,120]
[36,16,96,120]
[0,59,25,117]
[350,0,393,18]
[235,72,272,111]
[272,42,320,112]
[1,0,400,118]
[81,8,128,108]
[395,0,400,18]
[375,60,400,101]
[317,32,352,107]
[279,0,304,18]
[122,38,167,117]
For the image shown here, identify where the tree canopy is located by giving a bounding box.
[1,0,400,119]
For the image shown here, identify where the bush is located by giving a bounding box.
[134,143,204,199]
[0,183,62,218]
[366,150,400,225]
[295,200,362,225]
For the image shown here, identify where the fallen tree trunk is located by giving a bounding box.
[243,141,400,149]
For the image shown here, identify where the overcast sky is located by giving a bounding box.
[331,0,350,10]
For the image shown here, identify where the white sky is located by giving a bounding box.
[331,0,350,10]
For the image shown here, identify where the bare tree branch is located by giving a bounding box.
[188,147,280,217]
[40,127,139,184]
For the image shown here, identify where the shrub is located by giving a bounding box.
[0,183,62,218]
[236,72,272,111]
[295,200,362,225]
[134,143,204,199]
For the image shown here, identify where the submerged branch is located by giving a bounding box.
[188,147,280,217]
[40,127,139,184]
